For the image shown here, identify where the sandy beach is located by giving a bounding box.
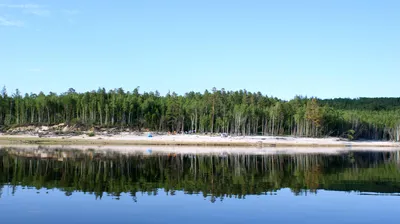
[1,132,400,148]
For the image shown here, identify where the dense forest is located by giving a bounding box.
[1,147,400,201]
[1,86,400,141]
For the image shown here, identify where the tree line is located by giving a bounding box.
[1,86,400,141]
[1,148,400,201]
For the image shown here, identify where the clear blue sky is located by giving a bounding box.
[1,0,399,99]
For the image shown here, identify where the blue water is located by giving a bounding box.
[1,147,400,223]
[0,186,398,224]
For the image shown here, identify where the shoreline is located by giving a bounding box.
[2,144,400,156]
[1,133,400,148]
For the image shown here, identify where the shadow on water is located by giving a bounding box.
[0,146,400,202]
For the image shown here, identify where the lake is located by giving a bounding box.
[1,146,400,223]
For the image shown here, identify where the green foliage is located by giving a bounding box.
[346,129,356,141]
[0,87,400,141]
[319,97,400,111]
[88,132,95,137]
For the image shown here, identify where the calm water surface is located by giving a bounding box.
[1,146,400,223]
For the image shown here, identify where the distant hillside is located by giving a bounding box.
[319,98,400,111]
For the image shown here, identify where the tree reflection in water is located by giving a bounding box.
[0,147,400,202]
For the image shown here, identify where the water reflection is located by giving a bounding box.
[1,147,400,202]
